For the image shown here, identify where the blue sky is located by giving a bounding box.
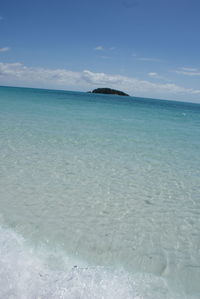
[0,0,200,102]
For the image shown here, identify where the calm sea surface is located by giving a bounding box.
[0,86,200,298]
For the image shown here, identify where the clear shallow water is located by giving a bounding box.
[0,86,200,298]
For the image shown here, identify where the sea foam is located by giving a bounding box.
[0,225,185,299]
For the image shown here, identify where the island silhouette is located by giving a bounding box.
[89,88,129,96]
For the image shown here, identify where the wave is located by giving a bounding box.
[0,225,190,299]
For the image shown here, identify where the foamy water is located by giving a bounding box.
[0,225,185,299]
[0,86,200,298]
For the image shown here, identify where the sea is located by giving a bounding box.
[0,86,200,298]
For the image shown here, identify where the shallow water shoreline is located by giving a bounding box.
[0,86,200,298]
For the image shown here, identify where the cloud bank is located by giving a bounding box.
[0,62,200,102]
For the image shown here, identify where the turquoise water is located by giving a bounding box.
[0,86,200,298]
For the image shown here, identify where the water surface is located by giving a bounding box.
[0,86,200,298]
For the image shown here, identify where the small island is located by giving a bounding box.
[89,88,129,96]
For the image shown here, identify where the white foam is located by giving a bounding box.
[0,225,189,299]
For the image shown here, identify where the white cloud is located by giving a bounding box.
[173,67,200,76]
[99,55,110,59]
[94,46,104,51]
[137,57,162,62]
[181,67,198,72]
[82,70,200,96]
[0,62,82,89]
[95,46,115,52]
[0,62,200,102]
[148,72,158,77]
[0,47,10,52]
[147,72,171,82]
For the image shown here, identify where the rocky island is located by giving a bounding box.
[89,88,129,96]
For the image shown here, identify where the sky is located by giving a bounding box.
[0,0,200,102]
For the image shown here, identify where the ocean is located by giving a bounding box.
[0,86,200,298]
